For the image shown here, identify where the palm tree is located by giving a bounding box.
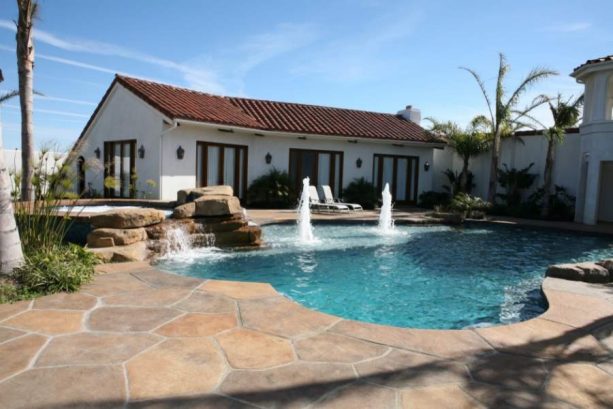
[16,0,38,201]
[461,53,557,203]
[426,117,490,194]
[537,94,583,217]
[0,71,24,274]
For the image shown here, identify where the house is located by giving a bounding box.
[571,55,613,224]
[71,75,444,202]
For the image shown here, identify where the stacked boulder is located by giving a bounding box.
[546,259,613,283]
[169,185,262,247]
[87,208,166,262]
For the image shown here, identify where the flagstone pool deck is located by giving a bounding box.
[0,260,612,409]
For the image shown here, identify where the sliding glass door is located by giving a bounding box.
[373,154,419,203]
[104,140,136,198]
[289,149,343,197]
[196,142,248,199]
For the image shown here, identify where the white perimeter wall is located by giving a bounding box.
[433,132,582,201]
[74,84,163,197]
[160,122,435,201]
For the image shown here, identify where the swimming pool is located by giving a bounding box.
[157,223,613,329]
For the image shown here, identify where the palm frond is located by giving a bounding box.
[504,67,558,112]
[459,66,495,126]
[0,90,19,104]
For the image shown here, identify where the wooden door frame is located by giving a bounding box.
[103,139,136,198]
[372,153,420,204]
[288,148,344,196]
[196,141,249,198]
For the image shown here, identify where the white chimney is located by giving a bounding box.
[397,105,421,124]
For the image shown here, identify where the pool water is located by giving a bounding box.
[157,223,613,329]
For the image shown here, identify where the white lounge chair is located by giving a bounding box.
[309,186,350,213]
[321,185,363,211]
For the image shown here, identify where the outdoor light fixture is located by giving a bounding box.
[424,161,431,172]
[356,158,363,168]
[94,147,101,159]
[298,136,307,140]
[138,144,145,159]
[265,152,272,164]
[176,145,185,160]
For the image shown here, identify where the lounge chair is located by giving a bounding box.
[309,186,350,213]
[321,185,363,211]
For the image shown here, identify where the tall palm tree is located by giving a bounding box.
[16,0,38,201]
[426,117,490,194]
[0,71,24,275]
[536,94,583,217]
[461,53,557,203]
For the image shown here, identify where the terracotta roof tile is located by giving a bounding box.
[573,55,613,73]
[115,75,439,144]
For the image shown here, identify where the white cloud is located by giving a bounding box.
[542,22,591,33]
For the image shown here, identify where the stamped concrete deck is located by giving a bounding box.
[0,261,612,409]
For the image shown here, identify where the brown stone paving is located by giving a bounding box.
[0,262,611,409]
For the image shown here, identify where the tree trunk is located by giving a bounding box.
[541,139,555,218]
[16,0,35,202]
[0,110,24,275]
[460,156,470,193]
[487,129,501,203]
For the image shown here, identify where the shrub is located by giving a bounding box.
[13,244,98,295]
[496,163,537,207]
[524,185,576,221]
[342,178,378,209]
[246,168,296,208]
[442,169,475,195]
[450,193,491,218]
[418,191,450,209]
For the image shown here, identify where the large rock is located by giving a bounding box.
[546,262,610,283]
[87,227,147,248]
[91,208,166,229]
[172,202,196,219]
[177,186,233,204]
[214,226,262,247]
[146,219,195,240]
[194,195,242,217]
[596,259,613,275]
[88,241,149,263]
[194,218,247,234]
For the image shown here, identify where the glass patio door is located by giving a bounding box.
[104,140,136,198]
[289,149,343,198]
[196,142,248,198]
[373,154,419,203]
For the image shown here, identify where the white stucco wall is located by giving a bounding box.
[432,133,582,201]
[160,122,435,201]
[73,84,164,197]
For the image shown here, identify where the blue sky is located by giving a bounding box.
[0,0,611,150]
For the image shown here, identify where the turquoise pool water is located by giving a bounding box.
[157,223,613,329]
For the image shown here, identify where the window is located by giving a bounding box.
[373,154,419,203]
[77,156,86,195]
[196,142,248,198]
[103,140,136,198]
[289,149,343,197]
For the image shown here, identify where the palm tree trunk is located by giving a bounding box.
[487,129,501,203]
[541,139,555,218]
[460,156,470,193]
[16,0,35,202]
[0,111,24,275]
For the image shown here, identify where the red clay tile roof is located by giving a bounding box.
[573,55,613,73]
[115,75,439,144]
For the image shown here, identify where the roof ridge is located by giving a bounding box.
[115,74,226,99]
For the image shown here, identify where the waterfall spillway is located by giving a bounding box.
[378,183,395,234]
[165,226,193,254]
[297,177,316,242]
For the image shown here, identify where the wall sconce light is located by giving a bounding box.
[423,161,431,172]
[356,158,363,168]
[176,145,185,160]
[94,147,101,159]
[265,152,272,164]
[138,144,145,159]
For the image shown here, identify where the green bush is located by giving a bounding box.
[418,191,450,209]
[496,163,537,207]
[13,244,98,295]
[342,178,378,209]
[246,168,296,208]
[450,193,491,218]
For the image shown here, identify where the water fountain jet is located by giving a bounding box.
[378,183,395,234]
[297,177,316,242]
